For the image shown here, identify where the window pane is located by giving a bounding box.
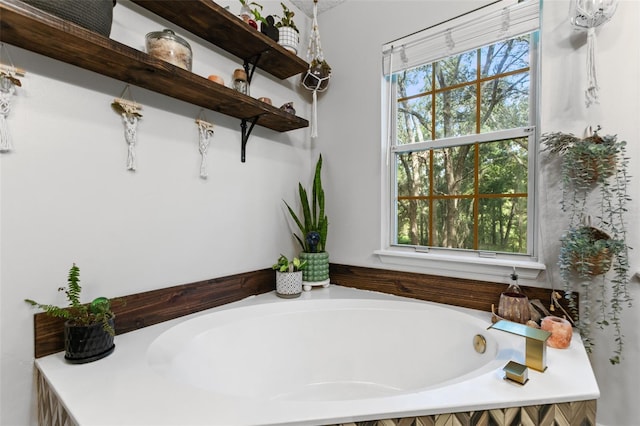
[480,37,530,78]
[432,198,474,249]
[435,85,476,139]
[388,31,535,256]
[433,145,475,196]
[478,196,527,253]
[479,138,528,195]
[435,50,477,89]
[397,152,429,197]
[480,73,530,132]
[397,199,429,245]
[397,96,432,145]
[397,65,432,97]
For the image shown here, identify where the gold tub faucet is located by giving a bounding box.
[488,320,551,372]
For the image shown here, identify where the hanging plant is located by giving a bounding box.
[302,58,331,91]
[542,126,632,364]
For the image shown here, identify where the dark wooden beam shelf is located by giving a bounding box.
[130,0,309,80]
[0,0,308,143]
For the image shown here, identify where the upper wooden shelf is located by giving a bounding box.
[130,0,309,80]
[0,0,309,133]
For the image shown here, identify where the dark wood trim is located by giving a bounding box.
[33,268,273,358]
[329,263,573,315]
[33,264,574,358]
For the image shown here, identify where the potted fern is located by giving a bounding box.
[542,126,632,364]
[25,263,116,363]
[284,154,330,290]
[272,254,307,298]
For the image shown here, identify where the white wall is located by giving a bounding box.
[317,1,639,425]
[0,1,312,424]
[2,0,639,425]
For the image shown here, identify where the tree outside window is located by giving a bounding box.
[392,35,535,255]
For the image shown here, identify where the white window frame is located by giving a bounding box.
[377,1,545,284]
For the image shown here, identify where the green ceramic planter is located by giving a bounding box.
[299,251,329,283]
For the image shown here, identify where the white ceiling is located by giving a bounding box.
[290,0,348,18]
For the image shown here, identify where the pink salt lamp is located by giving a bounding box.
[541,316,573,349]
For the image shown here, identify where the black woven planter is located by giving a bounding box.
[22,0,115,37]
[64,317,115,364]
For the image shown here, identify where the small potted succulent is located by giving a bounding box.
[272,254,307,298]
[25,263,116,363]
[275,2,299,53]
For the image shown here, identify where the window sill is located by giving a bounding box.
[374,249,546,284]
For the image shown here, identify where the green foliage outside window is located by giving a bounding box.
[393,35,533,254]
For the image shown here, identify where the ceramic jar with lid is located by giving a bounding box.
[145,29,192,71]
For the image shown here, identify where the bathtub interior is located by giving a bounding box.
[147,298,515,401]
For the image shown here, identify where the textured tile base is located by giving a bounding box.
[35,368,78,426]
[332,400,597,426]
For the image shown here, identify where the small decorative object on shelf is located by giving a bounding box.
[25,263,116,364]
[280,102,295,115]
[195,110,215,179]
[145,29,192,71]
[258,97,272,105]
[238,0,264,30]
[207,74,224,85]
[0,44,24,153]
[232,68,249,95]
[111,85,142,171]
[261,15,279,41]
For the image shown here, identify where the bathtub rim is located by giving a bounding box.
[35,285,600,426]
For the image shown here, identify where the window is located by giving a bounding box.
[380,1,542,276]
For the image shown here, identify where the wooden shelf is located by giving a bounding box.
[0,0,309,135]
[130,0,308,80]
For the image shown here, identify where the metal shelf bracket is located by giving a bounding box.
[240,116,260,162]
[243,53,262,84]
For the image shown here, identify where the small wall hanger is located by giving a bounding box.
[111,85,142,171]
[0,43,25,153]
[195,110,215,179]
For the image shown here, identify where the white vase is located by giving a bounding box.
[278,26,299,54]
[275,271,303,298]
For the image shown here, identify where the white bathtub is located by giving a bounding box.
[148,298,511,401]
[35,286,599,426]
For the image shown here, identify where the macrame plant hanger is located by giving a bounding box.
[0,43,25,153]
[301,0,331,138]
[569,0,618,107]
[195,110,215,179]
[112,85,142,171]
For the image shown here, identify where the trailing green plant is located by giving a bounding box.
[275,2,298,33]
[272,254,307,272]
[284,154,328,253]
[542,126,631,364]
[25,263,115,336]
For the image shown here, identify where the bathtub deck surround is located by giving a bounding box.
[35,286,599,425]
